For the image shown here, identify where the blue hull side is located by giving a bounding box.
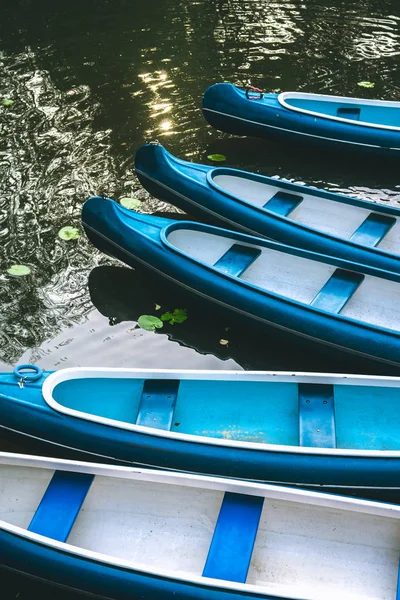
[135,144,400,275]
[202,83,400,158]
[82,197,400,370]
[0,529,277,600]
[3,373,400,496]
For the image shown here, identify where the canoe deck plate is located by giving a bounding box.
[337,106,361,120]
[203,492,264,583]
[263,190,303,217]
[214,244,261,277]
[350,213,396,248]
[136,379,180,430]
[298,383,336,448]
[28,471,94,542]
[310,268,364,314]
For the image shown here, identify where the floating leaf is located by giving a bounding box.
[161,308,188,325]
[58,226,80,241]
[137,315,163,331]
[207,154,226,162]
[2,98,14,107]
[357,81,375,88]
[155,304,161,310]
[120,197,142,210]
[7,264,31,276]
[219,339,229,346]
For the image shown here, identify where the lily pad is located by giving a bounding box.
[137,315,163,331]
[58,226,80,241]
[2,98,14,107]
[161,308,188,325]
[7,264,31,276]
[357,81,375,88]
[207,154,226,162]
[120,197,142,210]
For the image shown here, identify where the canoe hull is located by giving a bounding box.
[135,143,400,275]
[3,371,400,499]
[82,197,400,372]
[202,83,400,158]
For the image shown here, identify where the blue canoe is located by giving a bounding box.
[82,196,400,371]
[135,143,400,274]
[4,365,400,495]
[2,452,400,599]
[202,83,400,158]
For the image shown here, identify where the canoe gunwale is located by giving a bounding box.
[278,91,400,132]
[2,452,400,600]
[41,368,400,458]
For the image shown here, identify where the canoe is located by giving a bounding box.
[2,452,400,600]
[82,196,400,370]
[5,364,400,496]
[135,143,400,274]
[202,83,400,158]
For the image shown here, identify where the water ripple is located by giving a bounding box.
[0,49,138,364]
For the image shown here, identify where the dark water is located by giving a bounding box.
[0,0,399,597]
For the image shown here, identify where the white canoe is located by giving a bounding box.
[1,452,400,599]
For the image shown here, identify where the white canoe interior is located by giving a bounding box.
[278,92,400,131]
[1,455,400,600]
[210,173,400,256]
[166,228,400,332]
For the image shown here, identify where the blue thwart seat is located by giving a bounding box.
[350,213,396,248]
[337,106,361,120]
[203,492,264,583]
[310,269,364,314]
[136,379,180,431]
[214,244,261,277]
[28,471,94,542]
[264,190,303,217]
[298,384,336,448]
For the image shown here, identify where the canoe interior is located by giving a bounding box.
[52,377,400,450]
[166,228,400,332]
[1,463,400,599]
[281,95,400,128]
[211,173,400,256]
